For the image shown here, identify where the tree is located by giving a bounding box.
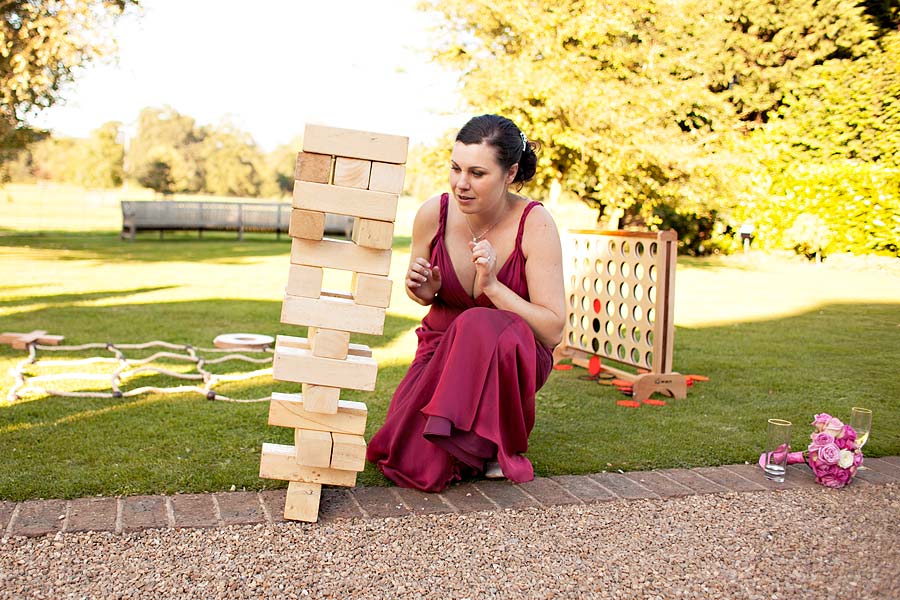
[200,125,265,197]
[128,106,204,194]
[1,1,139,156]
[80,121,125,188]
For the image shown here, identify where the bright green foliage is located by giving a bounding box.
[128,106,204,195]
[199,126,265,197]
[79,121,125,188]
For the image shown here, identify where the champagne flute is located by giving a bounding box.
[850,407,873,449]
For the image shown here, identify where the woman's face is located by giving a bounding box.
[449,141,517,213]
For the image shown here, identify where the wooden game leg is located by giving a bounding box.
[284,481,322,522]
[631,373,688,403]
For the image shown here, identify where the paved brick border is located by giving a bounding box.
[3,457,898,538]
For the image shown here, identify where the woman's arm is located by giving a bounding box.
[476,205,566,347]
[404,195,443,306]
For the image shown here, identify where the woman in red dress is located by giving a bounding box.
[366,114,566,492]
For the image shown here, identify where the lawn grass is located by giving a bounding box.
[1,184,898,501]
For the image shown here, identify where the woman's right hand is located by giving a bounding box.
[406,257,442,304]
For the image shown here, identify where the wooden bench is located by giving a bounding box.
[120,200,353,240]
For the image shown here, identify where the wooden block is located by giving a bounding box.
[333,157,372,189]
[273,343,378,390]
[351,218,394,250]
[259,443,357,486]
[288,208,326,240]
[282,292,386,336]
[294,151,332,184]
[284,481,322,522]
[295,428,333,468]
[303,123,409,164]
[368,162,406,194]
[290,237,391,276]
[268,392,367,434]
[301,383,341,414]
[330,433,367,472]
[278,333,373,358]
[292,181,398,222]
[308,327,350,360]
[285,264,323,298]
[351,273,392,308]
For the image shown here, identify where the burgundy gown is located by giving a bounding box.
[366,193,553,492]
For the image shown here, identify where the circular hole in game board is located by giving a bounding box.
[631,348,641,363]
[649,242,658,257]
[645,351,653,368]
[592,338,600,352]
[606,300,615,316]
[622,241,631,256]
[619,281,630,299]
[648,307,656,324]
[573,239,579,252]
[632,327,642,343]
[620,262,630,278]
[582,257,590,271]
[583,277,592,292]
[647,330,654,345]
[595,259,603,274]
[581,295,589,311]
[569,313,576,327]
[635,263,645,279]
[592,318,601,333]
[606,320,614,336]
[607,279,616,296]
[594,278,602,294]
[570,275,576,289]
[569,294,576,308]
[604,340,613,355]
[633,305,643,321]
[618,323,628,339]
[619,303,629,319]
[580,315,588,331]
[648,285,656,300]
[580,334,588,349]
[617,344,626,360]
[634,283,643,301]
[635,241,645,256]
[607,260,616,276]
[568,331,575,345]
[609,240,617,254]
[593,298,601,313]
[649,265,657,282]
[585,240,591,252]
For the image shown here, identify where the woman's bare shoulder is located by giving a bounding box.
[523,202,561,240]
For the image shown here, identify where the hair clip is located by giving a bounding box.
[520,131,528,151]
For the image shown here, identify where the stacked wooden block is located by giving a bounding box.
[259,124,408,522]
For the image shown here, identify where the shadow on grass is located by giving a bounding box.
[0,286,177,309]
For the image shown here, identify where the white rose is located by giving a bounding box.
[838,449,854,469]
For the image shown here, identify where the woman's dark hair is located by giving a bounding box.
[455,114,538,184]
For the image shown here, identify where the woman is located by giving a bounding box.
[366,114,566,492]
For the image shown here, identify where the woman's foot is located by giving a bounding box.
[484,461,505,479]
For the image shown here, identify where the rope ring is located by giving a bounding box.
[213,333,274,350]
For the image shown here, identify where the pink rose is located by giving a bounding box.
[810,432,834,448]
[835,435,855,450]
[843,426,857,443]
[853,452,863,467]
[824,417,845,438]
[812,413,832,432]
[818,443,841,465]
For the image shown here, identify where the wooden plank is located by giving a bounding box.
[351,273,392,308]
[273,343,378,390]
[285,264,323,299]
[259,443,357,486]
[294,151,333,184]
[351,218,394,250]
[303,123,409,164]
[290,236,391,276]
[333,157,372,189]
[284,481,322,522]
[277,333,372,358]
[268,392,367,434]
[301,383,341,414]
[295,428,333,468]
[281,292,386,336]
[288,208,326,240]
[330,433,367,472]
[308,327,350,360]
[368,162,406,194]
[292,181,398,222]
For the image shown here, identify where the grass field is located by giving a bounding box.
[1,184,898,501]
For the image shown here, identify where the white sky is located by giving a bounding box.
[28,0,466,150]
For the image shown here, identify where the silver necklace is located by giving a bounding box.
[464,207,507,242]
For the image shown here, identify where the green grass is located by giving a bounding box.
[1,184,898,501]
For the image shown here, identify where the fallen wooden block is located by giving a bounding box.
[303,124,409,164]
[351,218,394,250]
[0,331,65,350]
[284,481,322,522]
[259,443,357,486]
[351,273,392,308]
[289,209,326,241]
[294,151,333,184]
[285,264,324,299]
[292,181,398,223]
[290,236,391,277]
[295,428,333,468]
[333,157,372,189]
[368,162,406,194]
[268,392,367,435]
[330,433,367,472]
[308,327,351,360]
[281,292,386,336]
[273,343,378,391]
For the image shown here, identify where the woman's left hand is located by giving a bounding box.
[469,239,498,292]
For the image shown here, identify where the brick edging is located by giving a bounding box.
[3,457,898,538]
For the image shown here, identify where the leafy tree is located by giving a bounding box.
[128,106,204,194]
[200,125,265,197]
[80,121,125,188]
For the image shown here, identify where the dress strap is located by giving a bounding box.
[430,193,450,250]
[515,201,543,249]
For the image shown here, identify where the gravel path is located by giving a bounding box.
[2,484,897,599]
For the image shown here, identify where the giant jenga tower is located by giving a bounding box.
[259,124,408,522]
